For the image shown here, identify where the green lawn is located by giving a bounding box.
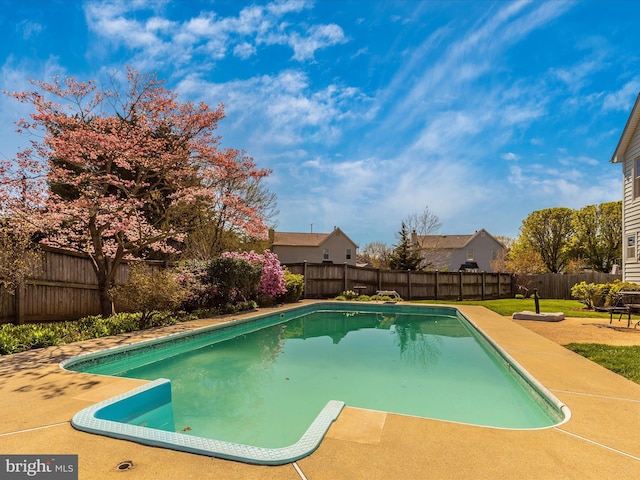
[412,298,603,318]
[564,343,640,384]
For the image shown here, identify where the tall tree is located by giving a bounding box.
[570,201,622,273]
[359,241,392,269]
[181,155,279,259]
[388,222,423,271]
[403,206,441,269]
[403,206,442,240]
[0,68,270,316]
[516,207,574,273]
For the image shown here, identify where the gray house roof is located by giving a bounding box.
[414,229,505,250]
[272,227,358,248]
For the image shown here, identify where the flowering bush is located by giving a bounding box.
[222,250,286,298]
[175,260,213,311]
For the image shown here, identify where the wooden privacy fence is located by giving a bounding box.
[0,246,626,324]
[514,272,622,300]
[285,263,515,301]
[0,246,165,324]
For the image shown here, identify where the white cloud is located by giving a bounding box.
[233,42,256,59]
[17,20,43,40]
[84,0,345,69]
[502,152,519,161]
[558,154,599,167]
[603,80,640,112]
[288,24,347,61]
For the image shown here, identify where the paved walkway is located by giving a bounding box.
[1,304,640,479]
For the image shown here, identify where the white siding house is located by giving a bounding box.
[611,93,640,283]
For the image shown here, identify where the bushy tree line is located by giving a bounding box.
[499,202,622,274]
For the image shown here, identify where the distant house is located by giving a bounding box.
[611,92,640,282]
[270,227,358,266]
[412,228,505,272]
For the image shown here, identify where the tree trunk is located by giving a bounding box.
[98,284,114,318]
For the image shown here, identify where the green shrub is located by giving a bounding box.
[112,264,189,328]
[571,282,605,309]
[341,290,358,300]
[277,269,304,303]
[358,295,371,302]
[571,280,640,309]
[605,280,640,305]
[371,294,403,302]
[28,326,61,349]
[0,326,22,355]
[334,295,347,301]
[207,257,262,306]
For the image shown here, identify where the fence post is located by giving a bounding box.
[459,272,464,301]
[303,261,308,299]
[435,271,439,300]
[344,262,348,293]
[481,272,486,300]
[407,269,412,300]
[377,269,382,292]
[15,282,26,325]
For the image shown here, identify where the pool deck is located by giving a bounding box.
[2,302,640,479]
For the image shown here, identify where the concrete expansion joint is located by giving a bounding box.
[292,461,308,480]
[0,421,70,437]
[552,388,640,403]
[555,428,640,462]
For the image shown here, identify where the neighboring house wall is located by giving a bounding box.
[271,228,358,266]
[416,229,504,272]
[611,93,640,283]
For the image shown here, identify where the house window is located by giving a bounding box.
[323,248,329,260]
[467,249,474,261]
[346,248,352,260]
[627,235,636,262]
[635,158,640,199]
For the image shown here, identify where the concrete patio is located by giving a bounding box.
[1,304,640,479]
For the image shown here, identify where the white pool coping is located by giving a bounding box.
[71,378,344,465]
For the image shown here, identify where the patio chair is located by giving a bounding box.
[595,294,631,327]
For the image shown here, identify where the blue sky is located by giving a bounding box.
[0,0,637,247]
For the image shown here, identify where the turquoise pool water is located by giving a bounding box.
[65,303,566,456]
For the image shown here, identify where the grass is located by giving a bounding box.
[564,343,640,384]
[412,298,604,318]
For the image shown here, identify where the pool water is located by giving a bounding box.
[68,306,564,450]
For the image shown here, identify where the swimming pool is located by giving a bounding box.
[63,303,570,464]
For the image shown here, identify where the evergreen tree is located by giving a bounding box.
[388,222,423,270]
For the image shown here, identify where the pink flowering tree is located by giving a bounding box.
[0,68,270,317]
[222,250,286,299]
